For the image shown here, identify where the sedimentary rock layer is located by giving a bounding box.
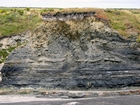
[1,15,140,89]
[42,11,96,21]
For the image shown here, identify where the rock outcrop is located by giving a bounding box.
[0,31,30,50]
[1,13,140,89]
[42,11,96,21]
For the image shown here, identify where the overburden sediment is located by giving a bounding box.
[1,14,140,89]
[42,11,96,21]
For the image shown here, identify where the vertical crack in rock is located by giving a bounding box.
[1,15,140,89]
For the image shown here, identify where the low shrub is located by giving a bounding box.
[26,7,30,11]
[18,10,24,15]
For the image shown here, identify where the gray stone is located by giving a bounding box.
[1,15,140,89]
[0,31,30,50]
[68,92,86,98]
[64,102,84,105]
[61,96,69,99]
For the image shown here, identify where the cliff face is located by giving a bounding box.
[1,14,140,89]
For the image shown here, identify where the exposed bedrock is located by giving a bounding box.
[1,16,140,89]
[42,11,96,21]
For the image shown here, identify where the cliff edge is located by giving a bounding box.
[1,12,140,89]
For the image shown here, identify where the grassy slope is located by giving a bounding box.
[105,9,140,42]
[0,8,42,38]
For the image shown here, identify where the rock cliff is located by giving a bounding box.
[1,13,140,89]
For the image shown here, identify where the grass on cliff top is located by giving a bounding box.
[0,8,107,38]
[30,8,140,42]
[40,8,103,14]
[0,8,42,38]
[0,8,140,42]
[105,9,140,41]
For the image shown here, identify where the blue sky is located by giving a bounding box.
[0,0,140,8]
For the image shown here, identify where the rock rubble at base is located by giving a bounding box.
[37,89,140,99]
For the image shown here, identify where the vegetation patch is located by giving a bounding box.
[0,46,16,63]
[0,42,23,63]
[0,8,42,38]
[106,9,140,38]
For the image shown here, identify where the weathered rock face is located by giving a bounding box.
[1,16,140,89]
[0,31,30,50]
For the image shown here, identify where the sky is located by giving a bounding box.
[0,0,140,8]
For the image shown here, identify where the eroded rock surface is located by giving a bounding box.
[0,31,30,50]
[1,16,140,89]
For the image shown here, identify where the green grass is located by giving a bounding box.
[0,8,42,38]
[40,8,102,15]
[0,42,23,63]
[106,9,140,38]
[0,46,16,63]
